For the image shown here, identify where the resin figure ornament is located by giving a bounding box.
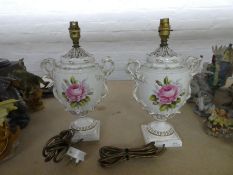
[127,18,201,147]
[41,21,114,142]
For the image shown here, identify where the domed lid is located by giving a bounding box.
[56,21,95,68]
[146,18,184,69]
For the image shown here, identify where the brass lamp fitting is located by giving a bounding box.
[69,21,80,48]
[158,18,172,47]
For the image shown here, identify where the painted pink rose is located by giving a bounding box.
[157,84,179,104]
[65,82,88,102]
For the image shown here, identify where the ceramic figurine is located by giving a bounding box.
[0,58,26,74]
[205,107,233,137]
[0,99,18,126]
[41,21,114,142]
[127,18,201,147]
[209,44,233,88]
[0,77,30,129]
[0,58,44,112]
[189,69,214,103]
[222,84,233,117]
[190,44,233,118]
[0,100,21,163]
[192,45,233,93]
[193,90,214,117]
[10,69,44,112]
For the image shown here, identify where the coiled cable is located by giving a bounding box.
[99,142,166,167]
[42,129,77,163]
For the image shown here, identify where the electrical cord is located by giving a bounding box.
[43,130,166,166]
[98,142,166,167]
[42,129,82,163]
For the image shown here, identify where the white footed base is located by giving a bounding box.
[141,124,182,147]
[70,117,100,142]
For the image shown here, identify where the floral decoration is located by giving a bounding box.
[62,76,93,108]
[206,108,233,137]
[149,76,185,111]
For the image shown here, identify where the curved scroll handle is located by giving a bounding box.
[185,56,202,76]
[53,87,64,105]
[127,60,144,82]
[99,57,114,100]
[101,57,115,78]
[40,58,55,79]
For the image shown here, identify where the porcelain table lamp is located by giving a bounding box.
[41,21,114,142]
[127,18,201,147]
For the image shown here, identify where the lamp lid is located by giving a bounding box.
[59,21,95,66]
[146,18,183,68]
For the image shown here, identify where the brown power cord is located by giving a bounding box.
[42,129,82,163]
[98,142,166,167]
[43,130,166,166]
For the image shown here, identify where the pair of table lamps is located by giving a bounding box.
[41,18,201,147]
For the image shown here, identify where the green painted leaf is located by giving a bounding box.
[164,76,169,85]
[176,98,181,103]
[171,103,176,108]
[149,95,157,102]
[180,92,185,96]
[62,92,67,99]
[70,102,78,108]
[82,97,90,103]
[160,104,168,111]
[82,98,87,103]
[172,101,176,105]
[86,96,90,101]
[70,76,77,84]
[156,80,163,86]
[77,101,83,106]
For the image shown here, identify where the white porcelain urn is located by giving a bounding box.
[127,18,201,147]
[41,21,114,142]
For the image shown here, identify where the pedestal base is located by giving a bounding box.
[70,118,100,142]
[141,124,182,147]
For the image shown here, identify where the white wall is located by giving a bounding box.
[0,0,233,79]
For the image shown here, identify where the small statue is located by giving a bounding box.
[0,99,18,126]
[193,90,214,117]
[0,58,26,75]
[205,107,233,137]
[190,45,233,118]
[223,43,233,65]
[222,84,233,117]
[0,77,30,129]
[10,69,44,111]
[190,71,214,99]
[0,99,20,162]
[0,58,44,112]
[209,44,233,88]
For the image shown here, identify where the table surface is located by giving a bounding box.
[1,81,233,175]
